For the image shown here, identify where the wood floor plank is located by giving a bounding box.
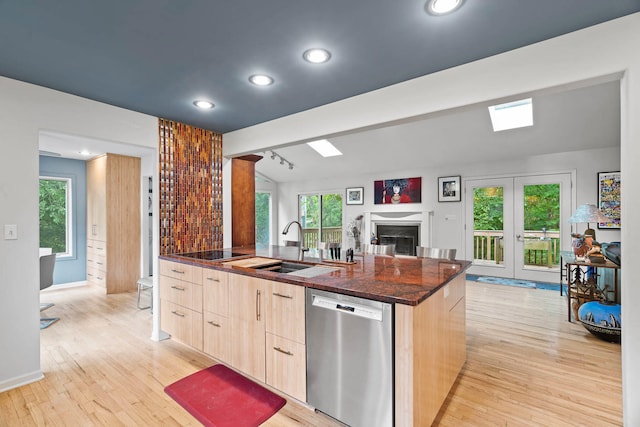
[0,280,621,426]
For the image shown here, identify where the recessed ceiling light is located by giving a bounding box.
[79,150,91,156]
[307,139,342,157]
[249,74,274,86]
[193,100,214,109]
[303,48,332,64]
[426,0,464,15]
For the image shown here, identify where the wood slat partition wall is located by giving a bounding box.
[159,119,223,255]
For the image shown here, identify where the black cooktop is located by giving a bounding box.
[176,250,247,260]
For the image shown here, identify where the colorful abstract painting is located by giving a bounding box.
[597,171,620,229]
[374,177,422,204]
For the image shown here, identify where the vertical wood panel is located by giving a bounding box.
[231,155,262,247]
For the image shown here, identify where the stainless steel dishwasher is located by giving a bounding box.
[306,288,393,427]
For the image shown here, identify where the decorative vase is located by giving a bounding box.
[577,301,621,343]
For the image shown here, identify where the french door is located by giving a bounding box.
[465,173,572,283]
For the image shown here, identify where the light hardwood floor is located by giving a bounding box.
[1,281,621,426]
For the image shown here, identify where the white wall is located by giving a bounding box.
[0,76,157,391]
[275,147,620,255]
[223,14,640,425]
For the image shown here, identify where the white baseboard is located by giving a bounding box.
[0,370,44,393]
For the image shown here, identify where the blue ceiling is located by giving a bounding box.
[1,1,638,133]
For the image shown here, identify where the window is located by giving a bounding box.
[255,191,271,248]
[298,192,343,249]
[488,98,533,132]
[39,176,72,256]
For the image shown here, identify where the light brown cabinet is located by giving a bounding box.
[159,261,203,351]
[265,280,306,401]
[229,273,267,382]
[203,269,230,363]
[395,273,467,426]
[86,153,140,294]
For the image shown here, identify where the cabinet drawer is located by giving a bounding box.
[161,300,203,351]
[203,311,230,363]
[159,260,202,284]
[203,270,229,316]
[160,276,203,312]
[87,253,107,271]
[266,281,305,344]
[87,266,106,288]
[266,333,306,402]
[87,239,107,257]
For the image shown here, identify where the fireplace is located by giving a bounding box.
[376,224,419,256]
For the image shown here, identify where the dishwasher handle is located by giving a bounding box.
[311,294,383,321]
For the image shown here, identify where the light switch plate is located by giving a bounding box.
[4,224,18,240]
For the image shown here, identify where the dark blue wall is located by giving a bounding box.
[39,156,87,284]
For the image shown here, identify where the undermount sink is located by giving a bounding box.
[257,261,312,274]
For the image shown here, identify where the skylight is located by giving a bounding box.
[307,139,342,157]
[488,98,533,132]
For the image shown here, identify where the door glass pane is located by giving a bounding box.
[299,194,319,248]
[523,183,560,267]
[321,194,342,245]
[473,186,504,264]
[255,192,271,248]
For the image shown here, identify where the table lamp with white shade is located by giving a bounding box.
[567,204,611,241]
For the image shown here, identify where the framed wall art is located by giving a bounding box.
[373,177,422,204]
[346,187,364,205]
[597,171,621,229]
[438,175,461,202]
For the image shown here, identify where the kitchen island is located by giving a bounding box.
[159,246,470,426]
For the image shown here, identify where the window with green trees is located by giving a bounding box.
[255,191,271,248]
[39,177,71,254]
[299,192,342,249]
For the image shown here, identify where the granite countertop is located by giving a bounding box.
[160,245,471,306]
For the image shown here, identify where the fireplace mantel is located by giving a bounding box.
[363,210,433,251]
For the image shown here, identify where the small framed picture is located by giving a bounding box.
[346,187,364,205]
[438,175,461,202]
[597,171,621,229]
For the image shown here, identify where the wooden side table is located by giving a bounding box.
[560,251,620,322]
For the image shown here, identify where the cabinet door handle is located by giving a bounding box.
[206,277,220,282]
[207,321,221,327]
[97,276,103,280]
[87,273,93,277]
[96,247,104,251]
[171,269,185,274]
[273,292,292,299]
[170,285,185,291]
[171,310,185,317]
[273,347,293,356]
[92,224,97,236]
[87,258,94,262]
[256,290,261,321]
[96,262,103,265]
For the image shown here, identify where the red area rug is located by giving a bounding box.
[165,364,286,427]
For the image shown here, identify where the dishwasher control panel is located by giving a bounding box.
[311,294,383,321]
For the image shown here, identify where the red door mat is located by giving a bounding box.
[165,364,286,427]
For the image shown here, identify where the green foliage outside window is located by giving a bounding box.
[321,193,343,228]
[473,187,504,230]
[39,178,68,253]
[255,192,270,247]
[523,184,560,232]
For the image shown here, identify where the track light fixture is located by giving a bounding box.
[268,150,294,170]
